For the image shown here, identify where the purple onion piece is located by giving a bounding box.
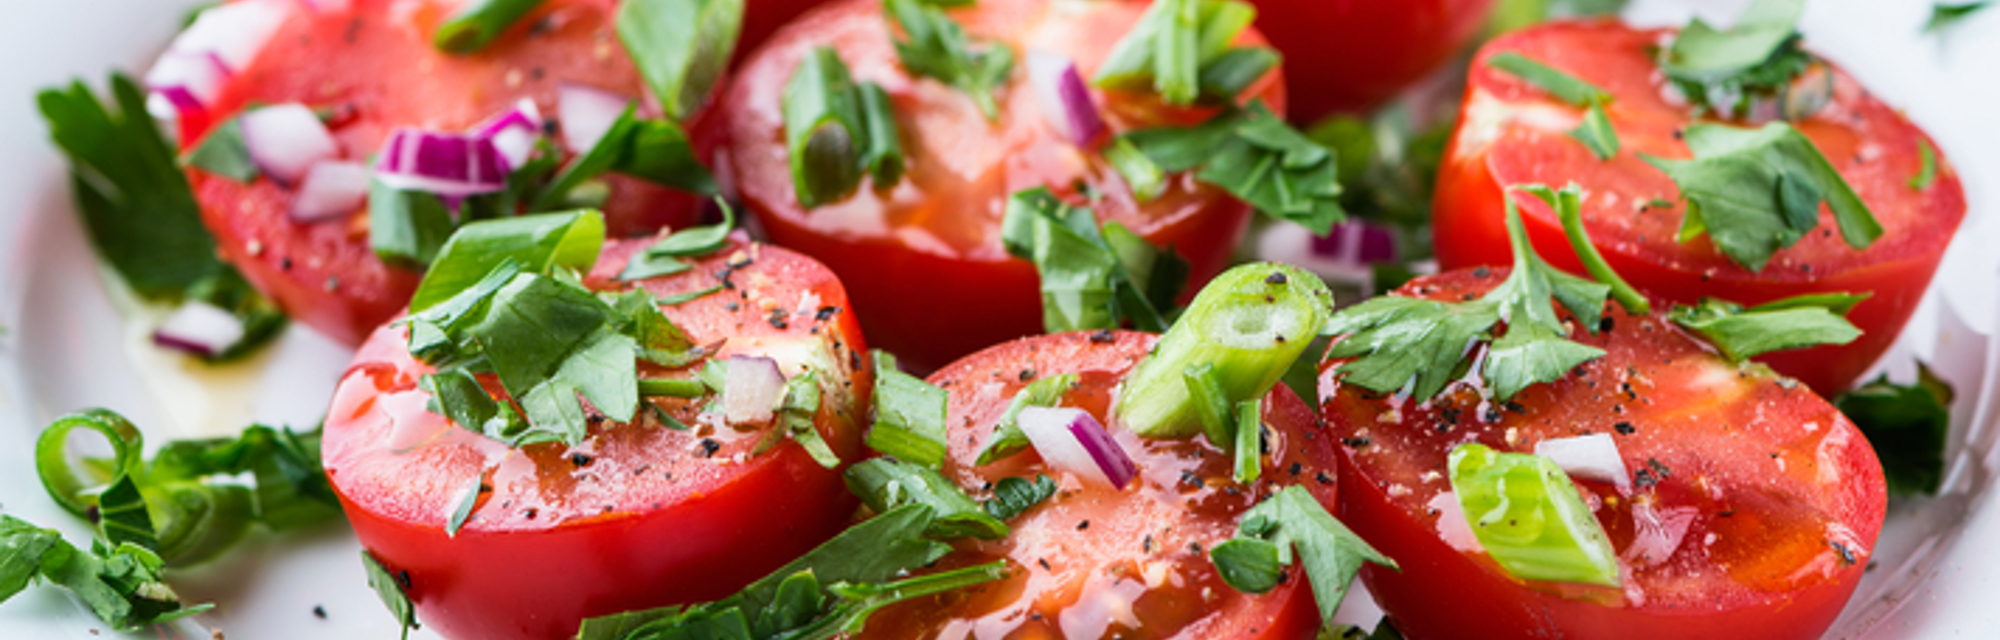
[1018,406,1138,489]
[1309,221,1400,266]
[373,127,508,197]
[153,301,247,358]
[1027,50,1107,147]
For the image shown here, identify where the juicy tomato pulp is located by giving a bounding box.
[1432,21,1968,393]
[1319,269,1887,640]
[859,331,1338,640]
[1247,0,1496,121]
[712,0,1282,371]
[187,0,712,346]
[322,238,871,640]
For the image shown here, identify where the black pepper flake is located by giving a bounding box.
[569,452,595,467]
[586,414,606,425]
[1472,266,1491,278]
[1083,328,1115,343]
[1037,558,1052,571]
[725,301,740,312]
[1829,540,1857,566]
[1265,271,1288,285]
[523,508,538,520]
[1315,472,1333,485]
[633,464,651,476]
[1483,407,1503,423]
[1275,571,1290,584]
[1599,316,1616,333]
[1646,457,1671,479]
[1075,520,1090,531]
[1288,462,1303,476]
[529,67,545,81]
[850,349,863,371]
[816,306,840,321]
[767,309,789,330]
[1178,471,1202,489]
[84,505,100,524]
[1340,436,1372,448]
[698,439,721,457]
[1672,128,1685,140]
[1717,509,1736,518]
[1143,535,1156,553]
[1614,422,1636,435]
[1189,541,1204,554]
[313,605,327,620]
[1019,368,1036,382]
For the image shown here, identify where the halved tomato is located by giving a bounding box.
[1432,20,1968,393]
[711,0,1282,371]
[856,330,1339,640]
[1319,268,1887,640]
[1246,0,1497,122]
[187,0,713,346]
[321,236,869,640]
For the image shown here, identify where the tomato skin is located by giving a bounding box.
[1319,269,1887,640]
[188,0,712,346]
[739,0,833,62]
[854,331,1337,640]
[322,237,870,640]
[1246,0,1496,121]
[1432,20,1968,393]
[712,0,1280,372]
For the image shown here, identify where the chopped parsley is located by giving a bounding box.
[982,474,1058,521]
[1659,0,1818,119]
[183,116,256,183]
[844,458,1008,540]
[0,517,209,632]
[1911,138,1939,191]
[618,200,739,281]
[1000,187,1186,333]
[1642,121,1880,272]
[1570,104,1620,160]
[1487,51,1611,107]
[1207,486,1395,625]
[1117,102,1346,234]
[1669,293,1864,362]
[363,551,420,640]
[1093,0,1273,105]
[783,47,906,208]
[885,0,1014,119]
[1835,364,1953,496]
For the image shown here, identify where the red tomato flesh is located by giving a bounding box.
[713,0,1282,371]
[187,0,711,346]
[856,330,1338,640]
[1246,0,1497,121]
[322,237,870,640]
[1319,269,1888,640]
[1432,20,1968,393]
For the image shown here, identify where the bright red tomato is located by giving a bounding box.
[321,237,871,640]
[1432,20,1968,393]
[185,0,712,346]
[1246,0,1496,122]
[739,0,833,62]
[851,330,1337,639]
[711,0,1281,372]
[1318,269,1888,640]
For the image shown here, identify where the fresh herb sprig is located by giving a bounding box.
[1835,364,1953,496]
[1659,0,1819,119]
[1093,0,1276,105]
[884,0,1014,119]
[1208,486,1396,625]
[1000,188,1187,334]
[1668,293,1864,362]
[1642,121,1880,272]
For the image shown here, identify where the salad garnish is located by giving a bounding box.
[784,47,906,208]
[864,350,951,467]
[1642,121,1881,272]
[1925,2,1994,34]
[1835,364,1953,496]
[1000,187,1187,333]
[1093,0,1275,106]
[1668,293,1865,361]
[435,0,551,54]
[362,550,419,640]
[1447,443,1622,587]
[884,0,1014,119]
[844,458,1011,540]
[1208,486,1398,624]
[1488,52,1623,160]
[617,0,745,120]
[1660,0,1820,119]
[972,372,1080,464]
[1116,102,1348,234]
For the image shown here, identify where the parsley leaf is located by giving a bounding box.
[183,117,257,183]
[1000,187,1186,333]
[1208,486,1395,625]
[885,0,1014,119]
[1925,2,1992,34]
[784,47,906,208]
[974,373,1080,465]
[1835,364,1953,496]
[616,0,743,121]
[1119,103,1347,234]
[531,105,717,213]
[866,351,950,467]
[363,551,420,640]
[982,474,1058,520]
[1642,121,1880,272]
[1659,0,1817,118]
[1668,293,1864,361]
[844,458,1009,540]
[1094,0,1265,105]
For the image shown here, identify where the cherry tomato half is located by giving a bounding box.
[1432,20,1968,393]
[856,330,1339,640]
[1246,0,1497,122]
[1319,268,1887,640]
[187,0,712,346]
[712,0,1282,372]
[321,237,870,640]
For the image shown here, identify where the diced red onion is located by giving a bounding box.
[1533,433,1629,489]
[373,128,508,197]
[291,161,370,222]
[723,355,787,425]
[1017,407,1138,489]
[559,83,633,155]
[153,301,246,358]
[1310,221,1400,266]
[241,103,341,186]
[473,98,544,170]
[1026,50,1106,147]
[144,51,231,120]
[145,0,291,117]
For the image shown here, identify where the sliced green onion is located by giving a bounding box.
[1115,263,1332,439]
[1233,399,1261,483]
[1182,363,1236,450]
[639,377,709,398]
[1104,137,1166,202]
[858,83,906,186]
[1197,46,1278,102]
[784,47,868,209]
[435,0,551,54]
[1448,443,1620,587]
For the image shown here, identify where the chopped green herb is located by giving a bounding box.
[533,106,718,213]
[1183,363,1237,451]
[1835,364,1953,496]
[844,458,1009,540]
[1119,103,1346,234]
[409,210,605,312]
[867,351,951,467]
[1000,188,1185,333]
[1659,0,1815,119]
[362,551,420,640]
[982,474,1058,521]
[182,117,257,183]
[1487,51,1612,107]
[1911,138,1939,191]
[1233,399,1261,483]
[369,178,459,268]
[773,369,843,468]
[1197,46,1280,102]
[1519,183,1649,315]
[616,0,744,120]
[1208,486,1395,625]
[618,199,739,281]
[1642,121,1880,272]
[1449,443,1619,586]
[435,0,550,53]
[1094,0,1263,105]
[445,476,484,537]
[783,47,905,208]
[1324,190,1610,402]
[1568,103,1621,160]
[974,373,1080,465]
[1103,137,1167,202]
[885,0,1014,119]
[1669,293,1864,362]
[0,517,211,632]
[1924,2,1992,34]
[1117,263,1332,439]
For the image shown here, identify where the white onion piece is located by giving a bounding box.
[559,83,633,155]
[473,98,545,170]
[723,355,787,425]
[241,103,340,185]
[1017,407,1138,489]
[291,161,371,222]
[1534,433,1630,489]
[153,301,246,358]
[1026,50,1106,146]
[1620,501,1696,567]
[144,50,231,119]
[373,128,509,197]
[175,0,291,72]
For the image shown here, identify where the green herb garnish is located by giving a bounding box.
[0,516,210,632]
[1118,102,1346,234]
[844,458,1009,540]
[1207,486,1395,625]
[1450,443,1620,586]
[885,0,1014,119]
[532,105,717,213]
[1668,293,1864,361]
[1643,121,1880,272]
[435,0,550,54]
[617,200,739,281]
[783,47,906,208]
[1487,51,1612,107]
[1835,364,1952,496]
[866,350,950,467]
[1925,2,1993,34]
[982,474,1058,520]
[183,117,256,183]
[362,551,420,640]
[1094,0,1268,105]
[1911,138,1938,191]
[1569,104,1620,160]
[617,0,744,120]
[1659,0,1816,119]
[974,373,1080,465]
[1000,188,1186,333]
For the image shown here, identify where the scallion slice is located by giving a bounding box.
[1448,443,1620,587]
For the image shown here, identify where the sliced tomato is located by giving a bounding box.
[739,0,833,62]
[711,0,1281,371]
[187,0,712,346]
[1246,0,1496,122]
[1432,20,1968,393]
[1318,268,1887,640]
[321,237,870,640]
[853,330,1337,640]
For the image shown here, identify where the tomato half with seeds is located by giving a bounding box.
[1432,20,1968,393]
[856,330,1338,640]
[321,237,870,640]
[712,0,1281,372]
[1318,269,1887,640]
[1246,0,1496,122]
[186,0,714,346]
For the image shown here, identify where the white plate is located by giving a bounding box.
[0,0,1994,638]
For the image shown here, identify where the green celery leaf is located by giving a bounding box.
[867,354,950,467]
[1669,294,1863,361]
[1449,443,1619,586]
[1835,364,1953,496]
[1210,486,1395,624]
[616,0,744,121]
[974,373,1079,465]
[982,474,1057,521]
[1642,121,1879,272]
[1487,51,1612,107]
[182,117,257,183]
[844,458,1009,540]
[885,0,1014,119]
